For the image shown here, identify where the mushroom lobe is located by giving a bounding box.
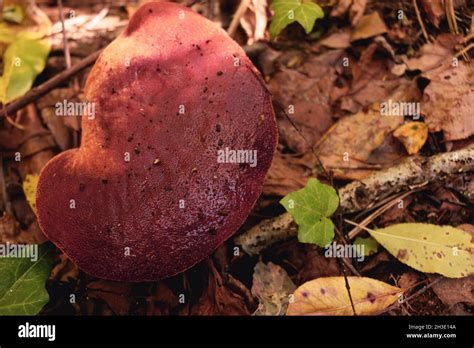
[36,2,277,281]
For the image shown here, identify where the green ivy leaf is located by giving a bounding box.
[353,236,379,256]
[280,178,339,247]
[0,243,54,315]
[269,0,324,40]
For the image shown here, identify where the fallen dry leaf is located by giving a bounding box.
[87,280,134,316]
[320,30,351,49]
[393,122,429,155]
[191,260,251,315]
[420,0,445,28]
[50,253,79,283]
[422,63,474,141]
[252,261,296,315]
[330,0,352,17]
[240,0,268,45]
[316,108,403,168]
[431,275,474,308]
[351,12,387,41]
[287,276,403,315]
[263,151,313,197]
[269,50,343,152]
[146,282,179,315]
[349,0,368,26]
[402,34,462,72]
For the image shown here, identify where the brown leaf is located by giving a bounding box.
[252,261,296,315]
[320,30,351,49]
[349,0,368,26]
[240,0,268,45]
[316,108,403,165]
[431,275,474,307]
[146,282,179,315]
[351,12,387,41]
[50,253,79,283]
[393,122,429,155]
[268,50,343,152]
[422,63,474,141]
[420,0,445,28]
[87,280,134,316]
[330,0,352,17]
[191,260,251,315]
[263,151,313,197]
[402,34,462,72]
[0,211,20,243]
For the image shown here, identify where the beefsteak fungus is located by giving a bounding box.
[36,2,277,281]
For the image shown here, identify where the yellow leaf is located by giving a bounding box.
[287,276,403,315]
[353,222,474,278]
[22,174,39,214]
[393,122,428,155]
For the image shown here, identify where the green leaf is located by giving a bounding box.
[269,0,324,40]
[351,222,474,278]
[0,38,51,104]
[280,178,339,247]
[0,243,54,315]
[354,236,379,256]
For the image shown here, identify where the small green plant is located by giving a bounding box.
[280,178,339,247]
[269,0,324,39]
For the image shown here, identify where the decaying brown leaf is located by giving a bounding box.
[420,0,445,28]
[422,63,474,141]
[393,122,429,155]
[351,12,387,41]
[252,261,296,315]
[263,152,313,197]
[191,260,251,315]
[87,280,134,316]
[268,50,343,153]
[402,34,462,72]
[316,108,403,174]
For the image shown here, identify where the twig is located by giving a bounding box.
[413,0,429,42]
[341,266,357,315]
[227,0,251,38]
[1,49,102,119]
[381,277,442,314]
[235,146,474,255]
[0,155,12,214]
[57,0,80,147]
[346,188,423,240]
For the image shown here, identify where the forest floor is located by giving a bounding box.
[0,0,473,316]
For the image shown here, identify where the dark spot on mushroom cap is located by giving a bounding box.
[79,183,85,192]
[216,71,223,76]
[101,179,108,185]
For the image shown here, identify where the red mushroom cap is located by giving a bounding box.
[36,2,277,281]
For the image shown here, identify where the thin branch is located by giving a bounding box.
[235,146,474,255]
[413,0,429,42]
[227,0,251,38]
